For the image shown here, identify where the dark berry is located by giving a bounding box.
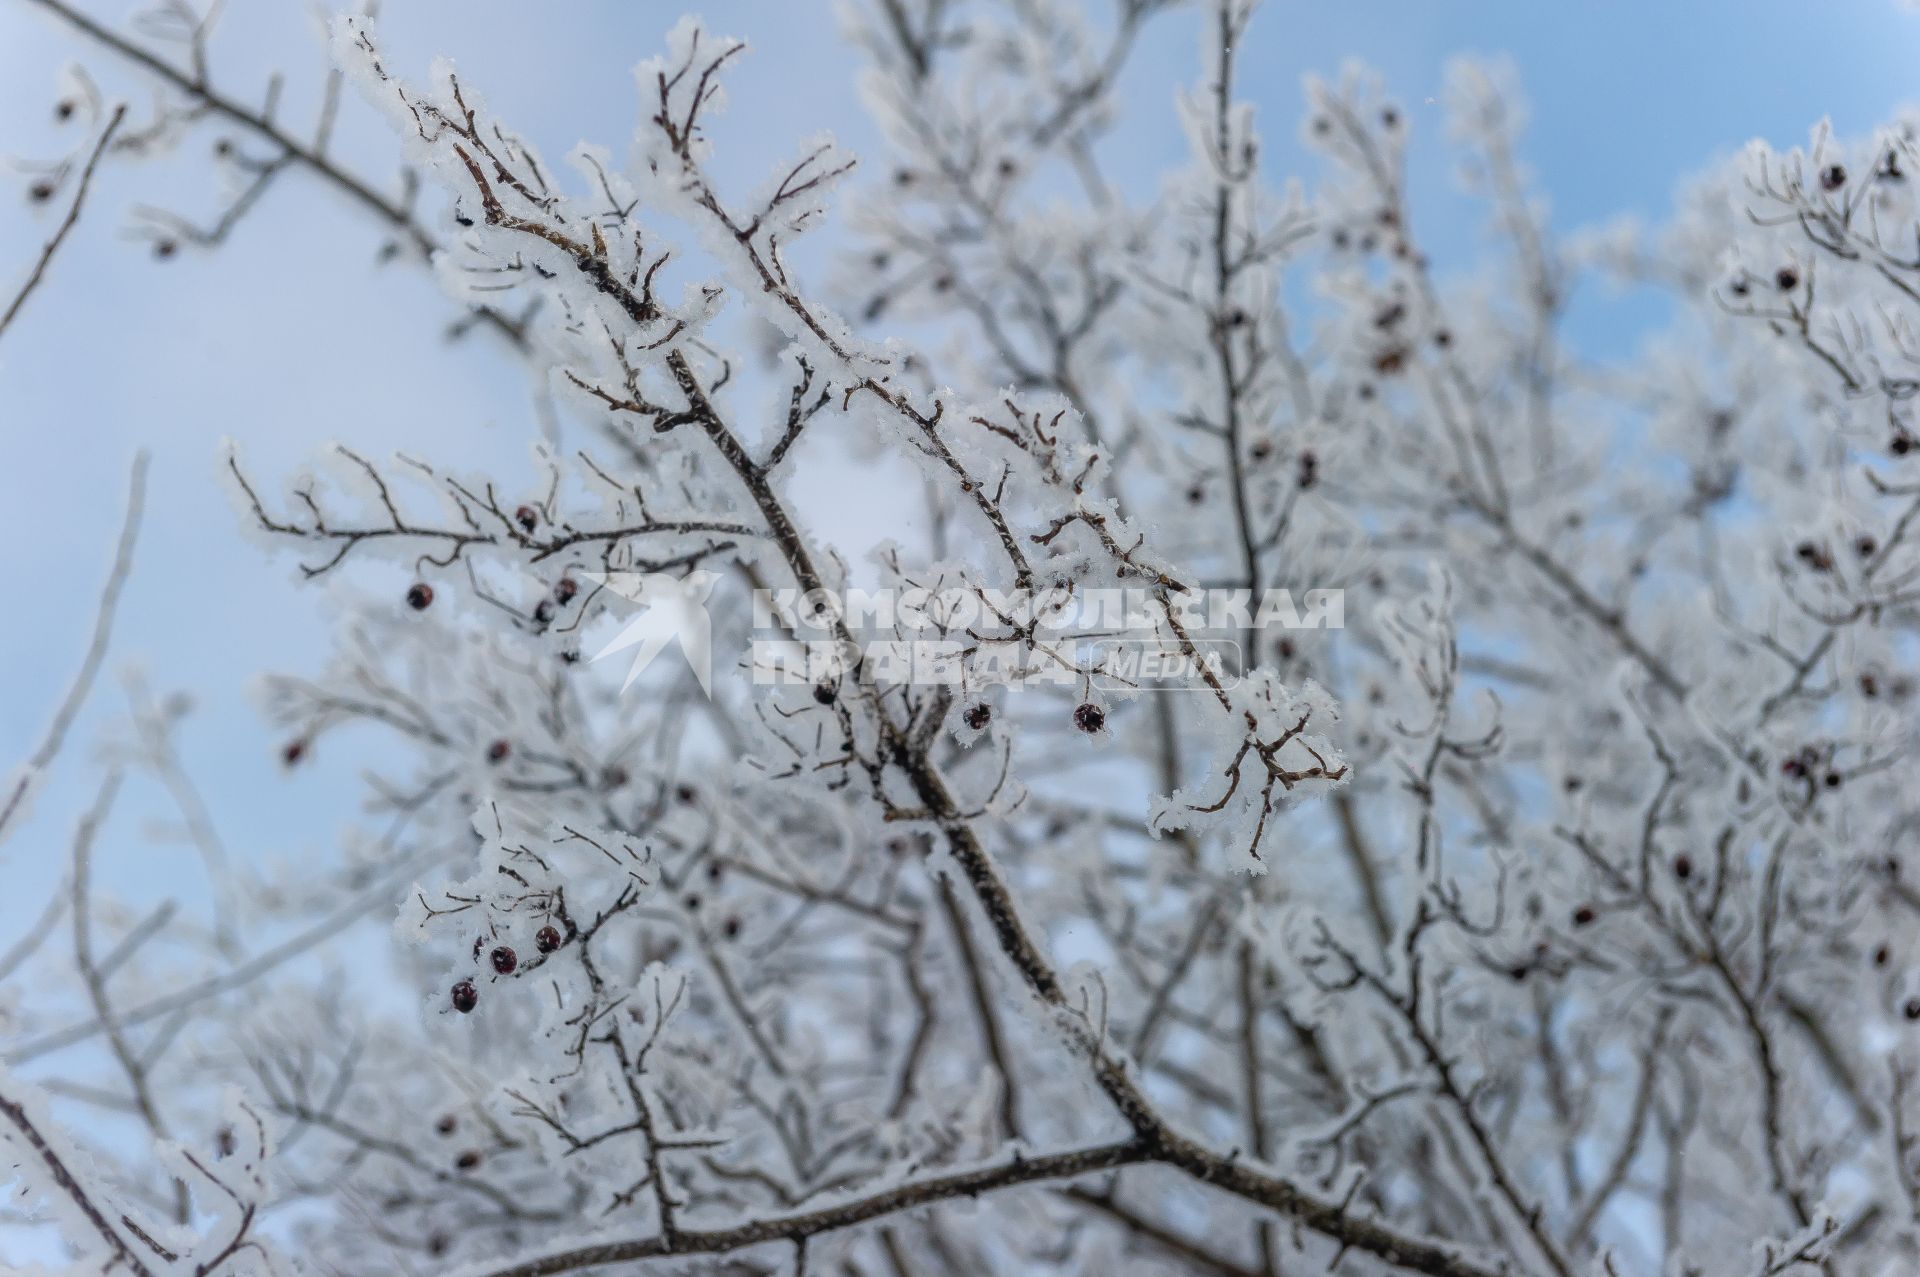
[1433,329,1452,349]
[535,925,563,955]
[54,100,74,121]
[1380,106,1400,129]
[1821,163,1847,192]
[1571,905,1596,927]
[963,703,992,731]
[813,682,838,706]
[514,504,538,533]
[1895,434,1915,456]
[675,784,697,805]
[1073,702,1105,734]
[28,180,54,203]
[1250,439,1273,461]
[534,600,555,624]
[407,582,434,611]
[1906,998,1920,1022]
[455,1149,482,1170]
[1857,536,1877,558]
[486,739,510,763]
[1672,854,1692,880]
[1729,278,1749,297]
[1775,266,1799,291]
[489,945,517,975]
[436,1114,457,1135]
[1861,673,1880,698]
[553,576,578,604]
[601,764,629,789]
[1875,945,1892,968]
[1824,771,1842,789]
[152,239,176,260]
[282,739,306,766]
[1187,484,1206,505]
[723,915,741,940]
[450,980,478,1013]
[1297,451,1318,490]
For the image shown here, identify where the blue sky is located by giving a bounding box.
[1,0,1917,966]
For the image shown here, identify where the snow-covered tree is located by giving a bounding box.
[5,2,1918,1274]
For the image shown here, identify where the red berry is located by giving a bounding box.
[1775,266,1799,291]
[963,703,991,730]
[723,915,741,940]
[450,980,477,1013]
[535,925,563,954]
[1073,703,1106,734]
[1571,905,1596,927]
[1672,854,1692,880]
[407,582,434,611]
[514,505,538,533]
[1821,163,1847,192]
[455,1149,482,1170]
[553,577,578,604]
[487,739,510,763]
[489,945,517,975]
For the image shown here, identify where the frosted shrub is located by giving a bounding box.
[4,2,1918,1275]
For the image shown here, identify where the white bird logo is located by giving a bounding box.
[579,569,720,696]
